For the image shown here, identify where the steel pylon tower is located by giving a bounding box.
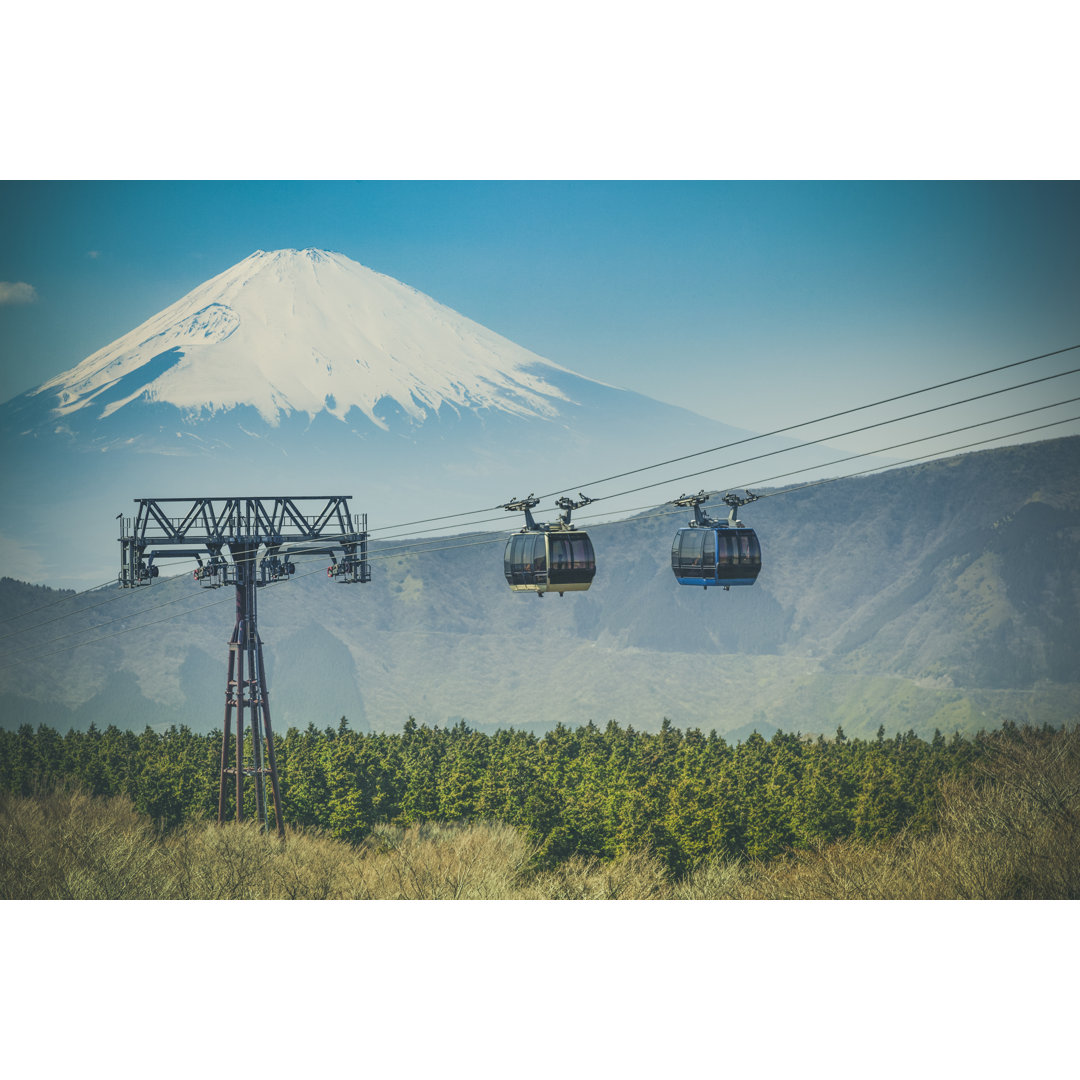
[118,496,369,836]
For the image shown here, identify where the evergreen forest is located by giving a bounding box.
[3,717,1078,899]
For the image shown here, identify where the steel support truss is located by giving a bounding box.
[117,496,370,836]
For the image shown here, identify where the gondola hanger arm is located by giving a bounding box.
[555,493,594,528]
[502,494,540,531]
[722,490,759,527]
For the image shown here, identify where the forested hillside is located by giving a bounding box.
[4,717,1078,901]
[0,717,992,873]
[1,436,1078,738]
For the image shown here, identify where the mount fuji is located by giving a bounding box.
[1,248,840,586]
[33,248,592,433]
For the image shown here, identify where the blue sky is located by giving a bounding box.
[2,180,1078,447]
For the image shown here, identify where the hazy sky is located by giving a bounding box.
[2,180,1078,449]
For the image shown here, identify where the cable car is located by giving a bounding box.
[671,490,762,590]
[502,494,596,596]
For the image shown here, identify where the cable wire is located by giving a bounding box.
[177,357,1080,562]
[352,342,1080,535]
[0,563,202,642]
[0,578,119,625]
[536,342,1080,499]
[588,385,1080,509]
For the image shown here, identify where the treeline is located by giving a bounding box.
[2,717,1049,875]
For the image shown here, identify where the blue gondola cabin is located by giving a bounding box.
[671,525,761,588]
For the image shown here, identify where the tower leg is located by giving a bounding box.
[235,628,245,822]
[257,637,285,838]
[250,660,267,827]
[218,628,239,824]
[217,542,286,837]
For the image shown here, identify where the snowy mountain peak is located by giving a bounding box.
[34,248,587,429]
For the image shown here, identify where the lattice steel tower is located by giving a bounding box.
[118,496,369,836]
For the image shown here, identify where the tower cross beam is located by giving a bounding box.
[122,496,361,547]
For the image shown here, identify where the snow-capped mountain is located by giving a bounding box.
[1,248,841,586]
[36,248,588,430]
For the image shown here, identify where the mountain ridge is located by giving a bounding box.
[2,437,1077,741]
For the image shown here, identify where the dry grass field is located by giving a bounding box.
[2,727,1076,900]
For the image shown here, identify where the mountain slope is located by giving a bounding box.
[32,248,584,430]
[2,437,1077,740]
